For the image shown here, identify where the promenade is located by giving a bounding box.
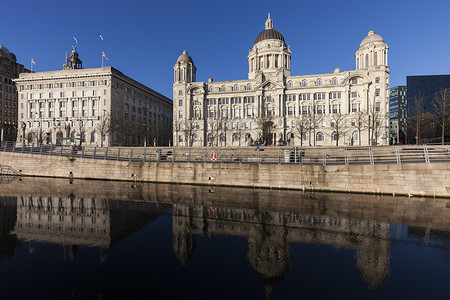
[1,142,449,198]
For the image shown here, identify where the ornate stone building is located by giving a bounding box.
[173,15,390,147]
[0,45,29,142]
[15,48,172,146]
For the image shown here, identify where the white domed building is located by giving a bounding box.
[173,15,390,147]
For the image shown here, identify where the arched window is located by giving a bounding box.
[316,78,323,86]
[374,52,378,66]
[221,85,226,92]
[365,54,369,68]
[192,134,199,143]
[331,77,338,85]
[233,84,239,91]
[302,133,308,142]
[287,80,293,88]
[245,133,252,144]
[220,133,226,142]
[209,86,214,92]
[316,132,324,142]
[301,79,308,87]
[331,132,338,141]
[232,133,240,142]
[246,83,252,90]
[90,131,96,143]
[352,131,359,141]
[178,90,183,95]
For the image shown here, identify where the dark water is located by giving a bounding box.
[0,177,449,299]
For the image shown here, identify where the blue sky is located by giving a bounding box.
[2,0,449,98]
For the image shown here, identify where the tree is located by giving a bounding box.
[330,113,348,146]
[255,102,275,145]
[432,88,450,145]
[351,112,367,146]
[367,99,387,146]
[303,106,323,146]
[96,113,112,147]
[74,118,86,146]
[407,94,430,145]
[294,115,308,146]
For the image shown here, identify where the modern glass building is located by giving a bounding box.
[389,86,407,144]
[406,75,450,114]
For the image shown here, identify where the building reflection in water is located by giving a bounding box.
[0,178,448,296]
[172,203,391,295]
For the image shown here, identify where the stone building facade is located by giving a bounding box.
[173,15,390,147]
[15,49,172,147]
[0,45,29,142]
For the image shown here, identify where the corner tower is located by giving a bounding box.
[248,14,291,81]
[355,31,389,70]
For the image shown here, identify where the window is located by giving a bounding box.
[72,91,77,97]
[316,78,323,86]
[82,91,87,97]
[299,93,310,101]
[332,104,338,113]
[365,54,369,68]
[93,100,98,107]
[82,100,88,107]
[301,79,308,87]
[352,131,359,141]
[375,102,381,112]
[49,83,54,89]
[331,77,338,85]
[287,81,293,88]
[351,119,356,126]
[82,81,88,87]
[39,93,44,99]
[209,86,214,92]
[49,92,53,98]
[331,132,338,141]
[179,99,183,106]
[351,92,358,98]
[375,88,380,97]
[316,132,324,142]
[351,103,358,112]
[375,77,380,83]
[93,90,98,96]
[178,110,183,118]
[287,106,294,116]
[233,84,239,91]
[220,85,226,92]
[351,78,358,84]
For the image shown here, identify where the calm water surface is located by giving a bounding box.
[0,177,448,299]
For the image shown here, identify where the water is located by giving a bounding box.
[0,177,448,299]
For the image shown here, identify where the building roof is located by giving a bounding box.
[360,31,384,47]
[253,14,286,46]
[254,28,286,45]
[0,45,11,55]
[177,50,193,63]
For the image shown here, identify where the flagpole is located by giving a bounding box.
[102,51,104,67]
[31,58,33,72]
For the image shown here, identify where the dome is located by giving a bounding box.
[0,45,11,55]
[177,50,193,63]
[254,28,285,45]
[360,31,384,47]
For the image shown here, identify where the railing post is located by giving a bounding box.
[129,149,133,162]
[39,145,43,155]
[93,147,96,159]
[117,148,120,161]
[172,149,175,163]
[60,145,63,156]
[30,144,33,154]
[424,145,430,163]
[396,148,401,164]
[143,149,146,162]
[50,145,53,156]
[12,143,16,153]
[81,147,85,158]
[105,148,108,160]
[369,148,374,164]
[21,143,25,153]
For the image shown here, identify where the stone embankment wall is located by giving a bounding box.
[1,152,449,198]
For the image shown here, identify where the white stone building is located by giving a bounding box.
[15,49,172,147]
[173,15,390,147]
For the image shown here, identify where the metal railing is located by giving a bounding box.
[1,141,449,166]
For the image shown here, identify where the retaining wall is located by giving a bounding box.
[1,152,449,198]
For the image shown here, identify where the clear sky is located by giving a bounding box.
[2,0,449,98]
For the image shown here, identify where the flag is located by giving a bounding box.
[31,58,37,66]
[102,51,108,60]
[97,33,104,40]
[73,36,78,43]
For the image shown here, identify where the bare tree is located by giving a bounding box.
[96,114,112,147]
[432,88,450,145]
[255,102,275,145]
[294,115,308,146]
[303,106,323,146]
[407,94,430,145]
[367,100,387,146]
[352,112,367,146]
[182,119,195,147]
[74,118,86,146]
[330,113,348,146]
